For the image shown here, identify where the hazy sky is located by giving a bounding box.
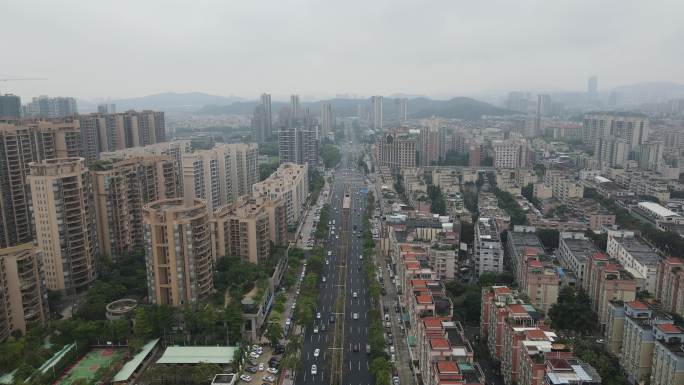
[3,0,683,101]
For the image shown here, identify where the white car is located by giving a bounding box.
[258,363,265,371]
[314,348,320,357]
[322,276,327,282]
[353,291,358,298]
[390,346,395,354]
[313,326,319,334]
[359,255,363,260]
[240,374,252,382]
[353,313,359,320]
[311,364,318,375]
[267,367,278,374]
[316,312,321,319]
[328,251,332,256]
[262,375,276,383]
[285,318,291,326]
[326,259,329,265]
[249,352,260,359]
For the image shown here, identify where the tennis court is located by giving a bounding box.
[55,347,125,385]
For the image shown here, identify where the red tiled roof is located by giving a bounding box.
[436,360,460,374]
[528,260,543,268]
[657,323,683,334]
[430,338,451,350]
[524,246,542,256]
[590,252,609,261]
[405,261,420,270]
[417,295,433,304]
[423,317,444,329]
[494,286,512,295]
[508,304,528,315]
[627,300,648,310]
[525,329,548,340]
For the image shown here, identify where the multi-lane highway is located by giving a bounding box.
[297,140,373,385]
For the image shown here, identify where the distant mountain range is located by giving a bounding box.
[79,92,244,113]
[198,96,514,120]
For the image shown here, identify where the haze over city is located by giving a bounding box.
[4,2,684,385]
[3,0,684,101]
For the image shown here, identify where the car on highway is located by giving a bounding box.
[316,312,321,319]
[393,376,400,385]
[322,276,326,282]
[391,354,396,363]
[359,255,363,260]
[390,346,395,354]
[285,318,291,326]
[329,315,335,323]
[353,312,359,320]
[311,365,317,375]
[314,348,320,357]
[313,325,319,333]
[352,291,358,298]
[240,374,252,382]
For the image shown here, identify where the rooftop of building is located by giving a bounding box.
[561,238,598,262]
[545,358,602,385]
[611,237,660,265]
[638,201,681,218]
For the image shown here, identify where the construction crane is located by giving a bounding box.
[0,77,47,93]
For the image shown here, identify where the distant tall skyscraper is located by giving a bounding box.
[321,102,332,140]
[396,98,408,123]
[97,103,116,114]
[0,94,21,118]
[25,96,78,118]
[260,93,272,139]
[28,158,98,292]
[252,104,269,142]
[588,76,598,100]
[372,96,383,130]
[290,95,301,119]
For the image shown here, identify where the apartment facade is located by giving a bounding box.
[474,218,503,276]
[585,253,637,329]
[252,162,308,227]
[655,257,684,318]
[278,126,319,168]
[212,196,286,264]
[93,155,180,258]
[493,139,531,169]
[143,198,213,306]
[557,235,597,287]
[28,158,98,292]
[182,143,259,214]
[375,129,418,174]
[0,244,47,341]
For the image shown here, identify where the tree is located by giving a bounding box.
[548,287,595,333]
[224,301,244,345]
[193,362,222,383]
[266,322,283,346]
[536,229,560,252]
[320,144,342,168]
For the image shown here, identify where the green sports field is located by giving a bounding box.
[55,347,125,385]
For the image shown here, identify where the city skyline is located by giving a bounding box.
[3,1,684,100]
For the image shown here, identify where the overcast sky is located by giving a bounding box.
[2,0,683,102]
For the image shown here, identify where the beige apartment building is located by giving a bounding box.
[182,143,259,214]
[0,244,47,342]
[0,119,82,249]
[375,129,418,174]
[212,196,286,264]
[143,198,213,306]
[252,163,308,227]
[100,139,192,169]
[28,158,98,292]
[93,156,180,258]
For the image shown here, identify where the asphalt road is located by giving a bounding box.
[297,141,374,385]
